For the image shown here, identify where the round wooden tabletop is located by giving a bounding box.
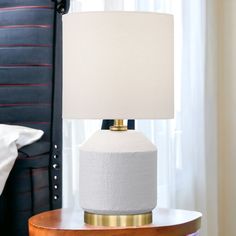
[29,208,202,236]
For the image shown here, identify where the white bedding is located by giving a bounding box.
[0,125,43,195]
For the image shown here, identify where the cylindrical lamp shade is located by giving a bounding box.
[63,12,174,119]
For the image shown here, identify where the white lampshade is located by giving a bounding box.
[63,12,174,119]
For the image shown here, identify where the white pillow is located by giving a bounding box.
[0,125,44,195]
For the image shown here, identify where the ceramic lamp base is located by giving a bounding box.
[84,211,152,227]
[79,130,157,226]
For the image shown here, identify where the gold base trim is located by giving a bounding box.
[84,211,152,227]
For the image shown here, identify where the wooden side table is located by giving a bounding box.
[29,208,201,236]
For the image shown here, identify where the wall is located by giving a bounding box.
[205,0,219,235]
[218,0,236,235]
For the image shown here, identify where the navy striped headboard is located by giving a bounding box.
[0,1,56,141]
[0,1,68,235]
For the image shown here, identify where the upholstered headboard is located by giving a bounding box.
[0,1,69,235]
[0,1,57,141]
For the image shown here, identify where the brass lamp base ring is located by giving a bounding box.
[84,211,152,227]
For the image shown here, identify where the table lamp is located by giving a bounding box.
[63,12,174,227]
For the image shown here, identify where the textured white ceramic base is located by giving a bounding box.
[79,130,157,215]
